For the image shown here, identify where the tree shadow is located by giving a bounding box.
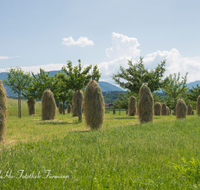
[39,121,80,125]
[114,117,137,120]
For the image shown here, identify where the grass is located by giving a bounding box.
[1,98,200,189]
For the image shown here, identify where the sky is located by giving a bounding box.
[1,0,200,86]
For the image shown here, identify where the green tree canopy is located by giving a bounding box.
[3,67,30,118]
[62,59,101,122]
[162,72,188,108]
[187,84,200,102]
[111,57,166,94]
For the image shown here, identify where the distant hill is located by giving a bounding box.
[0,71,124,97]
[186,80,200,89]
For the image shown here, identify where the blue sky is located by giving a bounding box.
[1,0,200,85]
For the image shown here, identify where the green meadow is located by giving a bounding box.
[1,98,200,189]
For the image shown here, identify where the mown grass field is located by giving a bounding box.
[1,98,200,189]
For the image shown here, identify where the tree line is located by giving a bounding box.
[3,57,200,119]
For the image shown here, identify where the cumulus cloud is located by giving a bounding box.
[0,56,20,60]
[62,36,94,47]
[143,49,200,83]
[96,32,200,85]
[105,32,140,60]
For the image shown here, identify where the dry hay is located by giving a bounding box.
[154,102,162,116]
[41,89,57,120]
[138,84,154,123]
[113,109,116,114]
[162,103,167,115]
[128,96,137,116]
[27,98,36,115]
[84,80,105,130]
[192,110,194,115]
[0,80,7,142]
[187,103,193,115]
[176,99,187,119]
[59,102,63,114]
[67,103,71,113]
[72,90,83,117]
[166,106,170,115]
[197,95,200,116]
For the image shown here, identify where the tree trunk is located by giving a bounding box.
[63,100,65,115]
[119,109,121,115]
[78,90,82,122]
[18,92,21,118]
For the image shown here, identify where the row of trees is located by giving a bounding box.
[111,57,198,110]
[3,56,200,118]
[3,59,101,121]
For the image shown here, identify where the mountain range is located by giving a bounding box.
[0,70,200,97]
[0,70,124,97]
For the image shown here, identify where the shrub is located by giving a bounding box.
[138,84,154,123]
[41,89,57,120]
[84,80,105,129]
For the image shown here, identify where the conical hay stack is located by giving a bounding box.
[72,90,83,117]
[0,80,7,142]
[192,110,194,115]
[67,103,71,113]
[187,103,193,115]
[162,103,167,115]
[138,84,154,123]
[176,99,187,119]
[59,102,63,114]
[167,106,170,115]
[128,96,137,116]
[41,89,57,120]
[84,80,105,129]
[197,95,200,116]
[113,109,116,114]
[27,98,36,115]
[154,102,162,116]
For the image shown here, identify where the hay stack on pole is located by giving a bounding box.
[176,99,187,119]
[154,102,162,116]
[67,103,71,113]
[72,90,83,117]
[192,110,194,115]
[0,80,7,142]
[197,95,200,116]
[128,96,137,116]
[27,98,36,115]
[138,84,154,123]
[84,80,105,130]
[187,103,192,115]
[41,89,57,120]
[162,103,167,115]
[59,102,63,114]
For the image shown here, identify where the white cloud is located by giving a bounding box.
[62,36,94,47]
[0,56,20,60]
[143,49,200,83]
[105,32,140,60]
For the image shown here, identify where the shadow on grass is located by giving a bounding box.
[114,117,137,120]
[39,121,80,125]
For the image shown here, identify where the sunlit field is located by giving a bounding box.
[1,98,200,189]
